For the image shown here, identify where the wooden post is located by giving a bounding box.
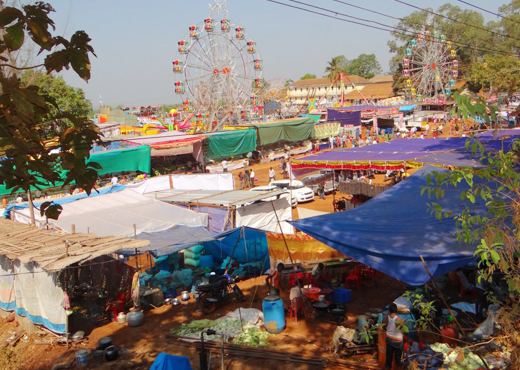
[71,224,75,234]
[169,174,174,189]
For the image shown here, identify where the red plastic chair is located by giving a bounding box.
[290,296,307,323]
[345,265,364,289]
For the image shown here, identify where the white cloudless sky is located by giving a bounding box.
[44,0,508,107]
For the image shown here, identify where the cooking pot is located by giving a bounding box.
[172,298,181,306]
[72,330,84,342]
[98,337,112,350]
[181,291,190,301]
[312,302,329,312]
[126,310,144,327]
[117,312,126,324]
[104,345,118,361]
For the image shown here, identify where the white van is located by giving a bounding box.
[268,180,315,203]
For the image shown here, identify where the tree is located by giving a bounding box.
[423,94,518,366]
[20,70,93,138]
[468,54,520,95]
[324,56,344,82]
[0,3,100,221]
[299,73,316,80]
[343,53,382,79]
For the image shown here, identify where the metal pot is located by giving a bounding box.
[172,298,181,306]
[98,336,112,350]
[72,330,84,342]
[181,291,190,301]
[126,310,144,327]
[104,345,118,361]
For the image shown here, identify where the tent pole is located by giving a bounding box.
[224,227,243,273]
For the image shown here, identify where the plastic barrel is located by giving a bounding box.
[199,254,214,269]
[262,295,285,334]
[75,349,88,368]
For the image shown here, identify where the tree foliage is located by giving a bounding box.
[0,2,100,219]
[422,95,520,366]
[343,53,382,79]
[299,73,316,80]
[468,54,520,96]
[324,56,344,82]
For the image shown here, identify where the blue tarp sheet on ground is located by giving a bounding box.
[291,166,483,286]
[204,226,270,271]
[3,185,125,218]
[149,353,192,370]
[117,225,216,256]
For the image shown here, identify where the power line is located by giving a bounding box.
[393,0,520,43]
[456,0,520,26]
[264,0,519,57]
[329,0,403,21]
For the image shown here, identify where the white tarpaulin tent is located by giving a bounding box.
[12,188,208,237]
[126,173,234,194]
[236,194,293,234]
[297,207,328,219]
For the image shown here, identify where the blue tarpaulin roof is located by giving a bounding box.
[291,166,483,286]
[399,104,416,112]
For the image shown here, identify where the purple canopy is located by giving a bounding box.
[326,109,361,126]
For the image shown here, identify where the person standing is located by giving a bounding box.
[383,303,405,370]
[329,136,334,149]
[318,182,325,200]
[250,169,255,187]
[238,171,244,189]
[281,159,288,179]
[111,176,119,185]
[266,263,284,295]
[269,167,275,182]
[221,159,228,173]
[244,168,250,188]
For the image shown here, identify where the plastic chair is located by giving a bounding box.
[345,265,364,289]
[290,296,307,323]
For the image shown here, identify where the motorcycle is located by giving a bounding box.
[196,272,245,314]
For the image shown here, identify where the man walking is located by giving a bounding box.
[318,182,325,200]
[221,159,228,173]
[250,169,255,187]
[269,167,275,182]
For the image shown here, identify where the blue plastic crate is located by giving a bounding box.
[333,288,351,303]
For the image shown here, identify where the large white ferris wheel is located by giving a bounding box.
[173,0,263,131]
[403,30,459,102]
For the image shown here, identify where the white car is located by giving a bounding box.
[268,180,315,203]
[249,185,297,207]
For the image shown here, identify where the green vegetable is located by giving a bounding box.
[232,327,272,347]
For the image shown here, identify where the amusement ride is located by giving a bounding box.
[403,29,459,104]
[173,0,263,131]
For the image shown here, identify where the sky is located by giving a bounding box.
[43,0,509,108]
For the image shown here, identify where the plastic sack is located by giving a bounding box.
[185,258,201,267]
[473,315,494,339]
[184,250,201,260]
[155,270,172,280]
[188,244,204,254]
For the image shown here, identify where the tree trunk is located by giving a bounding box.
[27,191,35,225]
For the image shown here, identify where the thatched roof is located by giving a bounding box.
[0,218,149,271]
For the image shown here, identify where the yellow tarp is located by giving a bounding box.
[266,232,346,266]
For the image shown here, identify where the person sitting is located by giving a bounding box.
[311,263,329,288]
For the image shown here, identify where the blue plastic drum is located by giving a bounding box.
[262,295,285,334]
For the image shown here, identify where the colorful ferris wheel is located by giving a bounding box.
[173,0,263,131]
[403,30,459,102]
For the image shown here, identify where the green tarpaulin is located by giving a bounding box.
[206,129,257,160]
[90,145,151,176]
[0,145,151,196]
[253,117,315,146]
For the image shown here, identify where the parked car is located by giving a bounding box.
[302,173,338,195]
[249,185,297,207]
[268,180,315,203]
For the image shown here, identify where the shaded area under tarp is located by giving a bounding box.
[254,117,315,145]
[203,227,270,271]
[205,129,257,160]
[326,109,361,126]
[118,225,215,256]
[291,166,483,286]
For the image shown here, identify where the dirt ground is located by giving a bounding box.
[0,120,475,370]
[0,274,405,370]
